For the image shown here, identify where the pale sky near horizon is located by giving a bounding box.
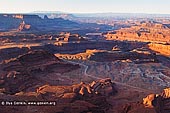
[0,0,170,14]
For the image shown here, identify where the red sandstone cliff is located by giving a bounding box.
[105,21,170,43]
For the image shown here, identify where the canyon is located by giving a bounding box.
[0,13,170,113]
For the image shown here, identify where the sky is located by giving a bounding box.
[0,0,170,14]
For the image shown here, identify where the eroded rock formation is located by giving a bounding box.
[148,43,170,56]
[37,78,116,98]
[117,88,170,113]
[105,21,170,43]
[0,50,80,94]
[143,88,170,113]
[18,21,31,31]
[0,78,117,113]
[55,49,106,60]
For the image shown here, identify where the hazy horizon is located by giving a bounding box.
[0,0,170,14]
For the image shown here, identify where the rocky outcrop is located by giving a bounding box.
[54,32,87,46]
[161,88,170,98]
[55,49,106,60]
[35,78,116,113]
[18,21,31,31]
[117,88,170,113]
[143,88,170,113]
[143,94,157,108]
[12,14,24,19]
[148,43,170,56]
[37,78,116,98]
[89,78,117,95]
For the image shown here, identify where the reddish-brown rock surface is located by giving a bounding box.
[0,76,169,113]
[0,50,80,94]
[0,78,117,113]
[148,43,170,56]
[1,13,170,113]
[105,21,170,43]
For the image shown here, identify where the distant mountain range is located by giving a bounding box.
[32,11,67,14]
[31,11,170,18]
